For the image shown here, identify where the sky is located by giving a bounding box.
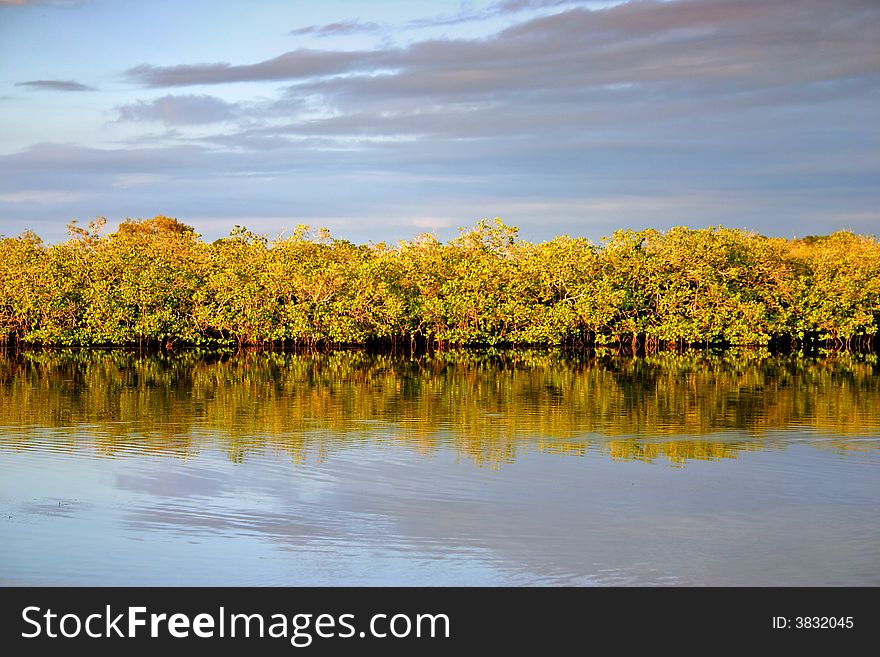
[0,0,878,244]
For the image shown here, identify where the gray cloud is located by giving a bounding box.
[127,4,600,87]
[290,20,382,37]
[2,0,878,244]
[127,1,880,96]
[115,94,238,125]
[15,79,96,91]
[227,0,875,151]
[126,49,391,87]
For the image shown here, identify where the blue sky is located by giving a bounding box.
[1,0,878,244]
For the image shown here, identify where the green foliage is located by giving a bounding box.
[1,216,878,347]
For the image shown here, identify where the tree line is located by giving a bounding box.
[1,215,878,349]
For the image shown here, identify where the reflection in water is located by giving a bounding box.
[0,349,878,586]
[0,349,877,466]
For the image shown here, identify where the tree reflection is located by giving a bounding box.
[0,349,877,467]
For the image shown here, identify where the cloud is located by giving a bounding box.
[107,0,880,214]
[172,0,870,153]
[2,0,878,244]
[128,4,606,87]
[15,79,96,91]
[115,94,238,125]
[126,49,390,87]
[290,20,382,37]
[111,174,168,188]
[127,1,880,97]
[0,143,213,178]
[492,0,584,12]
[0,189,89,203]
[404,7,489,29]
[405,0,585,28]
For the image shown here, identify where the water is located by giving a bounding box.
[1,349,878,586]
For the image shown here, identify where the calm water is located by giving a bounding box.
[1,349,878,586]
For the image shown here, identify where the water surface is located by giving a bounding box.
[1,349,878,585]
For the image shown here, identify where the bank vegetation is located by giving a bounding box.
[1,216,878,349]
